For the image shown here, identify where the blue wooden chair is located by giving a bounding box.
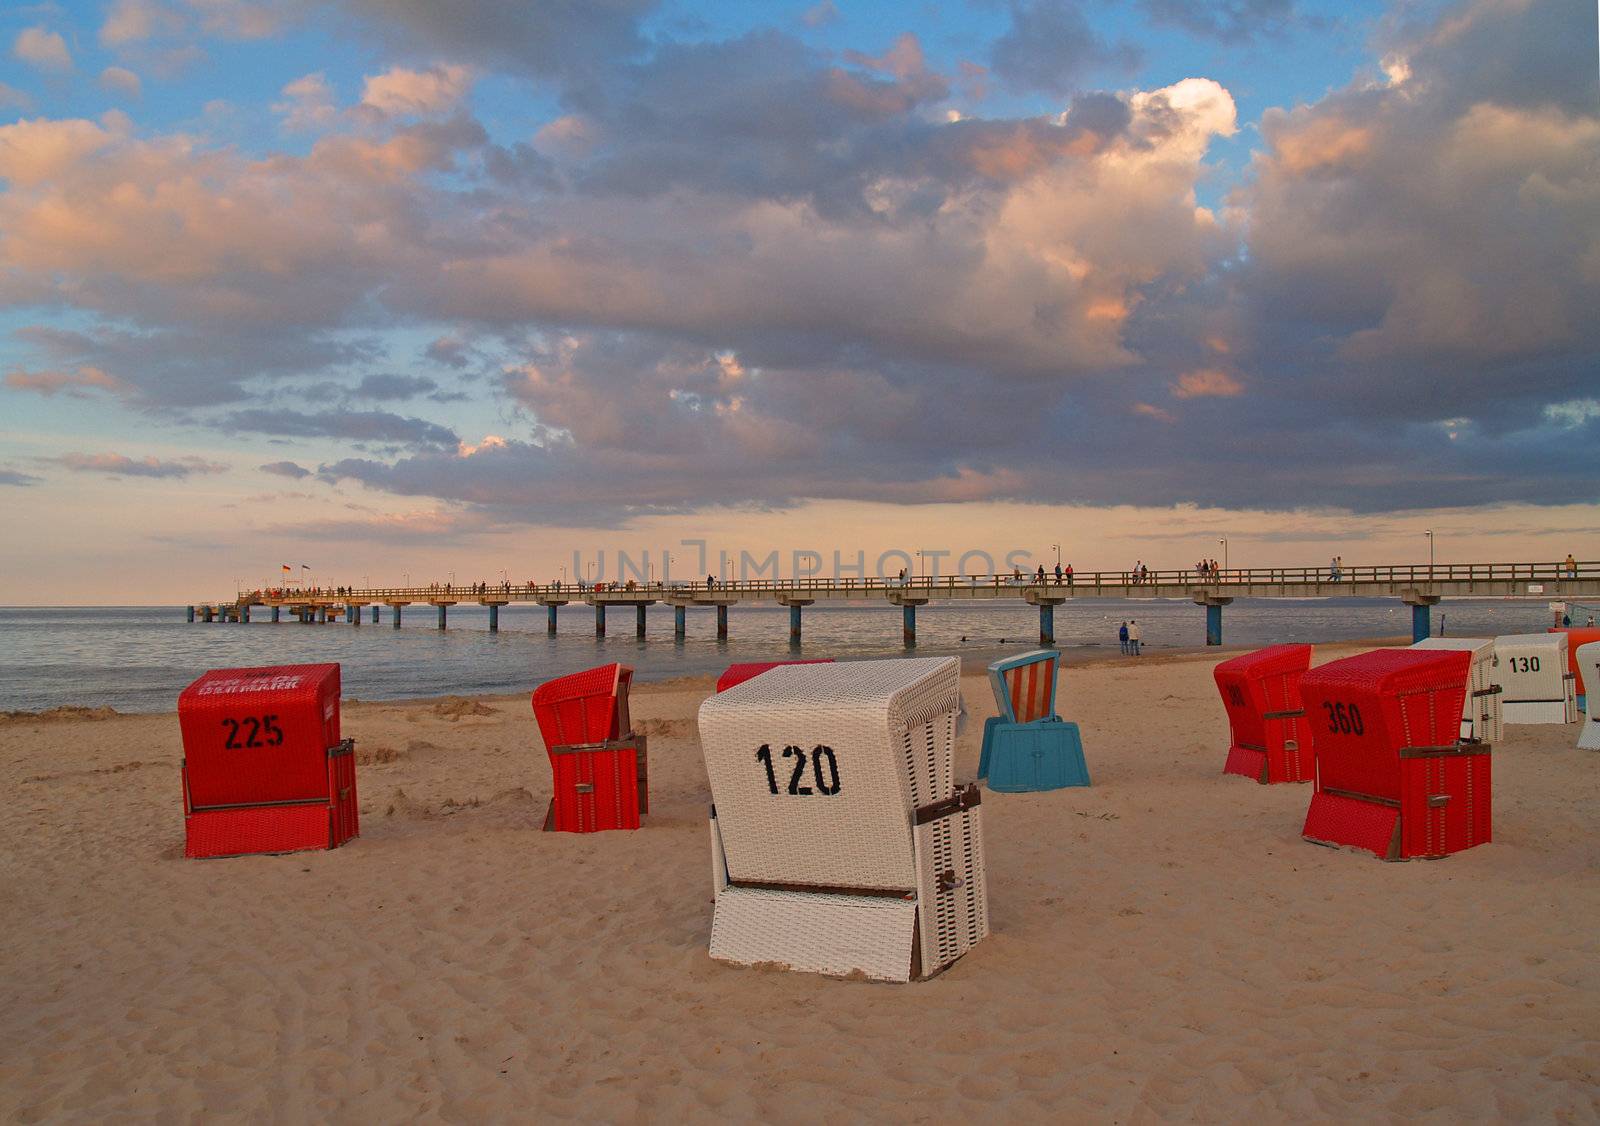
[979,650,1090,791]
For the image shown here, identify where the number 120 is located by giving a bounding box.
[755,744,841,796]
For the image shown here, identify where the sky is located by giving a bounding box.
[0,0,1596,602]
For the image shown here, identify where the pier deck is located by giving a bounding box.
[190,560,1598,647]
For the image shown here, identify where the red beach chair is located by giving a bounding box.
[177,663,358,859]
[531,664,647,832]
[715,660,834,693]
[1300,649,1488,861]
[1213,644,1315,784]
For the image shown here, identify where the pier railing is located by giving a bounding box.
[225,559,1596,603]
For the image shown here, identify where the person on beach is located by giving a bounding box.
[1128,619,1143,655]
[1119,621,1129,654]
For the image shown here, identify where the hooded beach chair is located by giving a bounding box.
[1300,648,1489,861]
[531,663,648,832]
[177,663,358,858]
[1213,644,1315,783]
[1575,642,1600,750]
[697,657,989,982]
[977,650,1090,791]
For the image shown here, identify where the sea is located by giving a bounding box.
[0,598,1568,714]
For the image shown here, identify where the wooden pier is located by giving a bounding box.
[188,560,1598,647]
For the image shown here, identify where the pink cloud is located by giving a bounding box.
[1172,369,1244,399]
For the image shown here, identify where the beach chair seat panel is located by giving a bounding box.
[982,722,1090,791]
[709,885,919,982]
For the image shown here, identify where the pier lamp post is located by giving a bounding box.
[587,561,596,587]
[1219,538,1228,579]
[403,571,410,590]
[916,550,927,582]
[447,570,455,593]
[559,563,566,590]
[1052,543,1061,570]
[1425,529,1435,574]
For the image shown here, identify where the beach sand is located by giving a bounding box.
[2,644,1596,1121]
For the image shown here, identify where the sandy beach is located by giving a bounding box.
[2,643,1596,1122]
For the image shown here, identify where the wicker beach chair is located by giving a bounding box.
[977,650,1090,792]
[1494,633,1577,725]
[531,664,648,832]
[177,663,358,859]
[1300,649,1489,861]
[1548,627,1600,712]
[1410,637,1503,744]
[1213,644,1315,784]
[697,657,989,982]
[1576,642,1600,750]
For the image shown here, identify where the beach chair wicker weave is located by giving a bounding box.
[1494,634,1577,725]
[177,663,358,859]
[1300,649,1489,861]
[1213,644,1315,784]
[698,657,989,981]
[1410,637,1503,744]
[978,651,1090,792]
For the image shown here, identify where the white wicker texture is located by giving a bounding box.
[709,886,919,982]
[913,806,990,973]
[697,658,961,891]
[1577,642,1600,750]
[1495,633,1576,725]
[1410,637,1504,743]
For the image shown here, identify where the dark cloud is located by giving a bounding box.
[1140,0,1299,44]
[51,453,228,479]
[990,0,1142,96]
[351,373,438,401]
[0,468,43,486]
[335,0,654,87]
[260,460,313,479]
[220,409,460,450]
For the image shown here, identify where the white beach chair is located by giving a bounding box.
[1494,633,1577,725]
[1410,637,1503,743]
[1576,642,1600,750]
[698,657,989,982]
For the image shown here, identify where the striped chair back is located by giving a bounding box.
[987,650,1060,725]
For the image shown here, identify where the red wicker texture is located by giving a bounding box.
[329,746,360,847]
[716,660,834,693]
[178,664,341,808]
[1214,644,1314,784]
[1301,649,1469,804]
[546,738,646,832]
[531,664,632,750]
[1399,752,1490,858]
[1302,791,1401,859]
[184,803,332,859]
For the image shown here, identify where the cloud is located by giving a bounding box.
[99,66,143,98]
[1140,0,1299,44]
[0,469,44,487]
[260,460,312,478]
[100,0,183,46]
[13,27,72,72]
[4,365,126,397]
[990,1,1141,96]
[359,63,472,117]
[220,408,460,449]
[52,452,228,478]
[0,82,32,110]
[351,372,438,400]
[274,71,337,131]
[1171,369,1243,398]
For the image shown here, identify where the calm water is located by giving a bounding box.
[0,599,1561,713]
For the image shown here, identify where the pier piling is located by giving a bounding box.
[392,605,402,628]
[596,604,606,637]
[435,603,448,630]
[1194,593,1233,646]
[716,604,728,640]
[371,604,379,624]
[1404,591,1442,643]
[241,605,250,624]
[674,605,686,640]
[272,605,281,623]
[348,603,358,626]
[487,603,501,633]
[186,605,195,623]
[791,603,802,644]
[903,604,916,648]
[1039,603,1054,646]
[636,604,647,638]
[547,604,559,634]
